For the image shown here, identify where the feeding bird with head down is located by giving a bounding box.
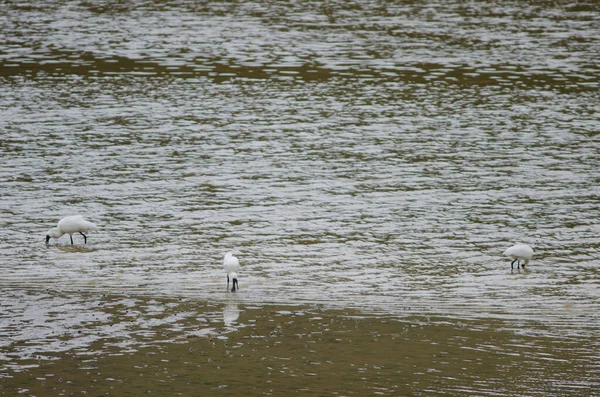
[223,252,240,292]
[46,215,97,245]
[503,244,534,269]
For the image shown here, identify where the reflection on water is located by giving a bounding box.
[223,297,241,327]
[1,291,599,396]
[1,0,599,395]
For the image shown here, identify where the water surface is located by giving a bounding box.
[1,0,599,395]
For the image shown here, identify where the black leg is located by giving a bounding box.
[70,235,74,245]
[79,232,87,244]
[227,275,230,290]
[510,259,517,269]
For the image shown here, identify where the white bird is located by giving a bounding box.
[503,244,534,269]
[46,215,97,245]
[223,252,240,292]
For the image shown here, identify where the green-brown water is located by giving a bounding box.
[1,0,600,395]
[2,291,598,396]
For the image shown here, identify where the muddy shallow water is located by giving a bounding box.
[1,0,600,395]
[2,291,599,396]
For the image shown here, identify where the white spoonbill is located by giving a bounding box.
[46,215,97,245]
[223,252,240,292]
[503,244,534,269]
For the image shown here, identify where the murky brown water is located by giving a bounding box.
[2,291,599,396]
[1,0,600,395]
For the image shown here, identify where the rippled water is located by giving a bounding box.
[1,0,599,395]
[3,291,600,396]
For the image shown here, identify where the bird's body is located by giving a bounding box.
[503,244,534,269]
[46,215,97,245]
[223,252,240,292]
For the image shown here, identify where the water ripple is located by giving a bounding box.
[1,0,599,334]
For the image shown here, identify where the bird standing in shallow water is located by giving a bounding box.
[504,244,534,269]
[223,252,240,292]
[46,215,97,245]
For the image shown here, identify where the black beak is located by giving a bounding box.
[45,235,50,244]
[231,278,239,293]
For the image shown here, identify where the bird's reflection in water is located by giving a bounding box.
[54,245,96,253]
[223,297,240,327]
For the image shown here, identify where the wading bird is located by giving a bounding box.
[223,252,240,292]
[504,244,534,269]
[46,215,97,245]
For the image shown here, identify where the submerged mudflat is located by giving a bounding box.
[2,289,598,396]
